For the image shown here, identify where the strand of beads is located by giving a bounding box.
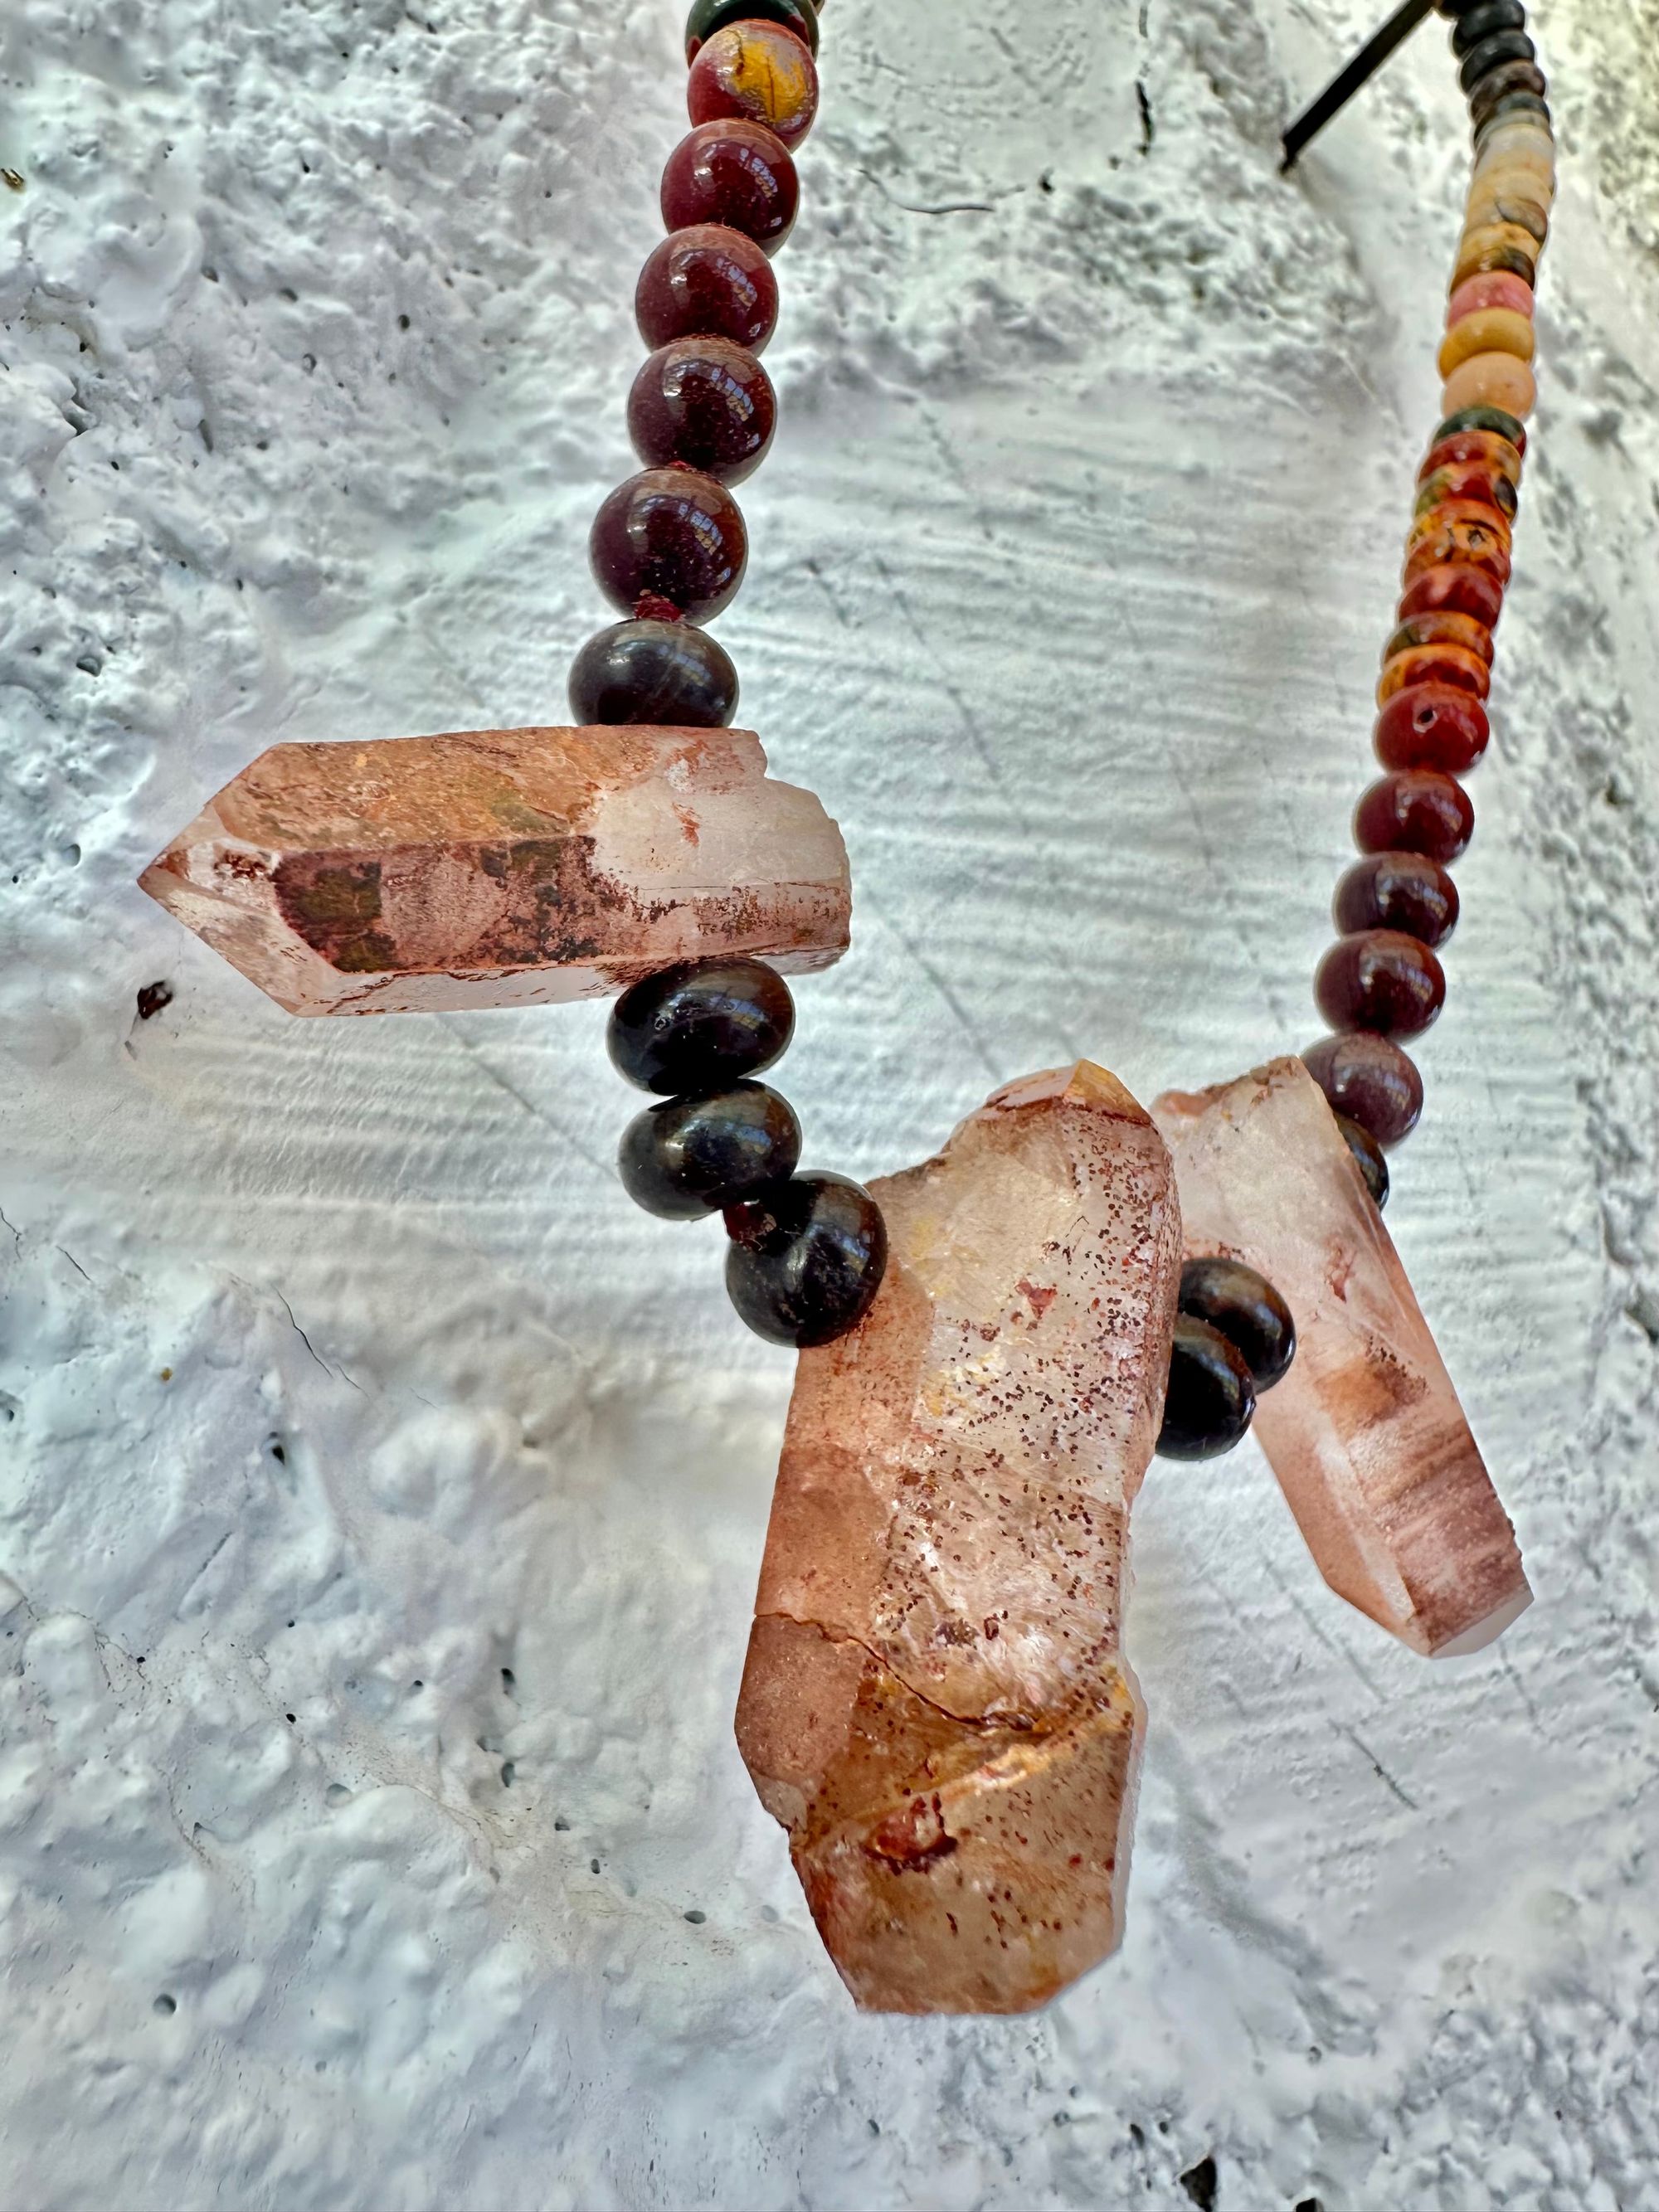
[575,0,889,1349]
[1305,0,1553,1190]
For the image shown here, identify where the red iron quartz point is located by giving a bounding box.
[737,1061,1181,2014]
[140,725,849,1014]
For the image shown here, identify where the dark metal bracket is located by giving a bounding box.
[1281,0,1435,172]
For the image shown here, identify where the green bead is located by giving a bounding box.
[684,0,819,62]
[1432,404,1528,448]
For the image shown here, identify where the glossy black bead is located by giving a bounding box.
[618,1082,799,1219]
[1335,1113,1390,1210]
[608,958,794,1093]
[1156,1316,1257,1461]
[1178,1257,1297,1392]
[568,620,738,727]
[685,0,819,62]
[724,1171,887,1347]
[1452,0,1525,57]
[1459,29,1535,93]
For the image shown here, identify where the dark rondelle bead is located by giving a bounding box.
[1459,30,1536,92]
[1316,930,1447,1039]
[628,338,776,486]
[589,467,747,625]
[636,225,780,356]
[1301,1031,1424,1148]
[1476,90,1551,137]
[1354,771,1476,863]
[608,957,794,1093]
[1469,60,1548,126]
[1433,405,1527,454]
[724,1171,888,1348]
[1451,0,1525,56]
[618,1082,800,1219]
[1334,851,1460,948]
[1335,1113,1390,1209]
[1374,684,1490,775]
[685,0,819,62]
[1178,1257,1296,1391]
[661,121,799,257]
[1156,1316,1256,1461]
[569,620,738,727]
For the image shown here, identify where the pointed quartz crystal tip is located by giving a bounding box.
[736,1061,1182,2015]
[1151,1056,1530,1659]
[139,725,850,1014]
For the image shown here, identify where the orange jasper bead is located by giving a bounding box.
[1419,428,1523,487]
[1415,464,1518,521]
[1446,271,1535,326]
[688,21,821,148]
[1403,508,1512,589]
[1384,610,1495,664]
[1441,351,1537,421]
[1438,307,1535,378]
[1378,644,1490,704]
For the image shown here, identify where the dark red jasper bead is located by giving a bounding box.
[661,121,798,257]
[1397,561,1505,631]
[636,225,780,356]
[628,338,776,485]
[1301,1031,1424,1149]
[1354,771,1475,863]
[1334,852,1460,947]
[589,467,747,625]
[1374,683,1490,775]
[1316,931,1446,1038]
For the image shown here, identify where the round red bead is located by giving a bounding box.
[1301,1031,1424,1148]
[1374,684,1490,775]
[1315,931,1447,1038]
[589,467,747,625]
[1354,771,1475,863]
[628,338,776,484]
[660,121,799,256]
[635,225,780,355]
[1397,562,1505,630]
[1333,853,1459,947]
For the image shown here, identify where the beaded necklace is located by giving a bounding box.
[141,0,1550,2012]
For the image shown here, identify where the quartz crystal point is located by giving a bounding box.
[139,725,849,1014]
[1152,1056,1530,1658]
[736,1062,1182,2015]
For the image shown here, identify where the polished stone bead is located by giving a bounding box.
[1444,270,1535,326]
[1451,225,1538,291]
[1384,609,1494,666]
[1335,1111,1390,1208]
[568,619,738,727]
[688,20,820,146]
[1374,684,1491,775]
[608,955,794,1092]
[1301,1030,1424,1147]
[1177,1256,1297,1390]
[1377,644,1490,705]
[1354,770,1475,863]
[661,120,799,255]
[1442,350,1537,421]
[1418,421,1524,481]
[628,337,776,484]
[1334,852,1459,948]
[619,1081,800,1218]
[1402,511,1511,591]
[1397,560,1506,631]
[1459,29,1535,92]
[1316,931,1447,1038]
[724,1171,888,1347]
[1451,0,1525,56]
[684,0,819,62]
[1414,462,1518,522]
[636,224,780,355]
[1156,1316,1256,1461]
[1433,403,1528,452]
[590,466,747,624]
[1475,90,1550,138]
[1439,306,1535,379]
[1462,184,1549,243]
[1468,58,1547,124]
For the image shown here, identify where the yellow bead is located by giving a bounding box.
[1438,308,1535,378]
[1474,133,1556,197]
[1441,351,1538,421]
[1463,189,1549,244]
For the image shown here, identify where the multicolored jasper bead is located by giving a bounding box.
[1301,1029,1424,1148]
[1418,425,1523,485]
[1354,769,1476,862]
[1445,269,1534,324]
[1403,508,1511,588]
[1432,403,1527,453]
[1451,224,1538,290]
[636,224,780,354]
[589,466,748,624]
[628,337,777,484]
[1413,463,1518,520]
[1438,306,1535,377]
[1384,609,1494,664]
[1469,60,1548,129]
[1374,683,1491,774]
[1462,187,1548,244]
[1398,560,1506,630]
[1334,851,1460,947]
[1441,350,1537,420]
[661,120,800,255]
[1316,930,1447,1038]
[684,0,819,62]
[1377,643,1490,703]
[688,20,820,147]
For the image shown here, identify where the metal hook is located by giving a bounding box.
[1281,0,1435,173]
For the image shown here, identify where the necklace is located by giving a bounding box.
[139,0,1547,2014]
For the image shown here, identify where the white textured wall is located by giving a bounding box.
[3,0,1657,2204]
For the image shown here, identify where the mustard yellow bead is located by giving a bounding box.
[1452,221,1540,292]
[1463,189,1549,244]
[1441,350,1538,421]
[1438,308,1535,379]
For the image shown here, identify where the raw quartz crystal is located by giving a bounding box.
[139,725,849,1014]
[736,1062,1181,2015]
[1152,1056,1530,1658]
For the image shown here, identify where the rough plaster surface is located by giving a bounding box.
[2,0,1657,2205]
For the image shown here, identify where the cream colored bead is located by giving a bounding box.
[1438,308,1535,378]
[1441,350,1538,421]
[1474,131,1557,197]
[1463,188,1549,244]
